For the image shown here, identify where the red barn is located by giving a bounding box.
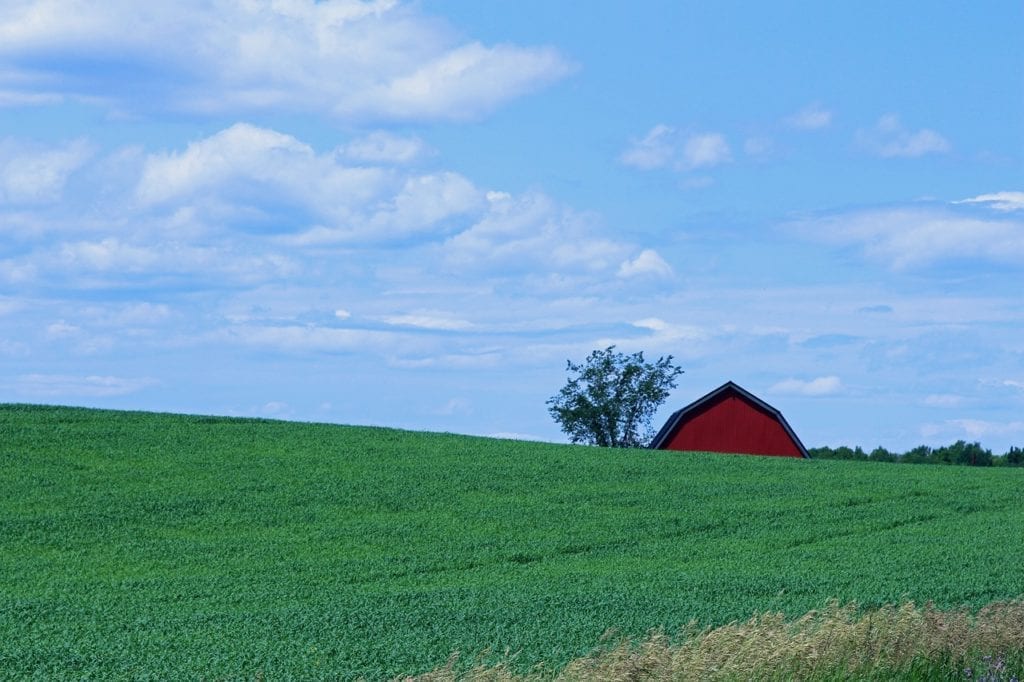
[650,381,809,458]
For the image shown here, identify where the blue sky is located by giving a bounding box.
[1,1,1022,451]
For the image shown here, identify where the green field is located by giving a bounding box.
[1,404,1022,679]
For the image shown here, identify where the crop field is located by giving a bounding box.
[1,404,1023,679]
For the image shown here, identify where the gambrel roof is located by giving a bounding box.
[650,381,810,458]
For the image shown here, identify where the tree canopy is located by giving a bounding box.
[547,346,683,448]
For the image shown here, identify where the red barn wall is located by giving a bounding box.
[664,393,804,457]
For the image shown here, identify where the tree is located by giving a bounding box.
[547,346,684,448]
[903,445,932,464]
[869,446,896,462]
[932,440,992,466]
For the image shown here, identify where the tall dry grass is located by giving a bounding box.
[407,600,1024,681]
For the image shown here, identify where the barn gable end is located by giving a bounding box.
[650,381,809,458]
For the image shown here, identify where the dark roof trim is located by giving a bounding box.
[649,380,810,458]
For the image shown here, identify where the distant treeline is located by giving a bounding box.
[809,440,1024,467]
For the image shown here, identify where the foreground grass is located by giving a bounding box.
[2,404,1023,678]
[415,600,1024,681]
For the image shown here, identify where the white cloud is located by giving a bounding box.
[137,124,333,205]
[45,320,79,339]
[582,317,713,362]
[367,172,484,236]
[681,133,731,169]
[15,373,157,397]
[857,114,951,158]
[620,124,677,170]
[620,125,731,171]
[0,90,63,107]
[341,131,431,164]
[632,318,708,343]
[284,171,482,245]
[444,191,631,274]
[787,200,1024,269]
[955,192,1024,213]
[0,138,93,203]
[47,237,299,286]
[0,1,573,121]
[925,417,1024,438]
[379,312,473,330]
[520,318,711,372]
[225,324,411,355]
[2,124,667,298]
[617,249,673,279]
[786,103,833,130]
[58,238,161,273]
[770,376,842,396]
[347,41,574,120]
[138,123,481,243]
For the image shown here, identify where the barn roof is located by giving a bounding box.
[649,381,810,458]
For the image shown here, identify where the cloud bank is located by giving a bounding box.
[787,194,1024,269]
[0,0,574,120]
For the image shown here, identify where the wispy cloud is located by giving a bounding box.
[770,376,842,396]
[787,195,1024,269]
[743,136,774,159]
[0,138,94,203]
[923,394,963,408]
[619,124,677,170]
[224,324,415,356]
[433,397,471,416]
[613,318,711,360]
[786,103,832,130]
[620,125,731,172]
[341,131,431,165]
[923,419,1024,441]
[0,90,64,108]
[379,312,474,331]
[260,401,292,417]
[14,373,157,397]
[50,238,299,285]
[856,114,951,158]
[954,192,1024,213]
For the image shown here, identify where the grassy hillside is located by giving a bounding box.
[1,404,1022,679]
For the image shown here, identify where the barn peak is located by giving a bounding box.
[650,381,810,458]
